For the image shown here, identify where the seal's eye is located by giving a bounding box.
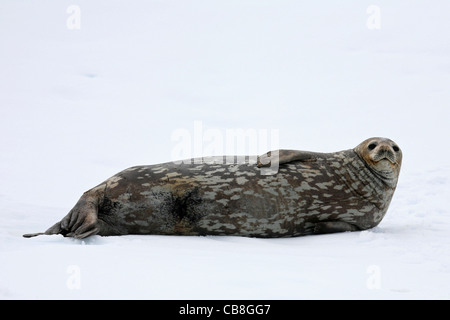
[368,143,377,150]
[393,145,400,152]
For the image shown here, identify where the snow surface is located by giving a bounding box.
[1,0,450,299]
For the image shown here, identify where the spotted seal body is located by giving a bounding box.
[24,137,402,239]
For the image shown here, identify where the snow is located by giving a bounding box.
[1,0,450,299]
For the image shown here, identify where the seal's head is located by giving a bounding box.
[354,137,402,187]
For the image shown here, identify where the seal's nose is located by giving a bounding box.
[378,144,393,153]
[376,144,396,164]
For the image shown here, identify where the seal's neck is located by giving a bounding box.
[332,150,396,212]
[352,150,399,189]
[369,167,398,188]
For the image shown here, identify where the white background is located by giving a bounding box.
[0,0,449,299]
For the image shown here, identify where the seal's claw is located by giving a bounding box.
[256,152,272,168]
[72,221,98,238]
[74,227,99,239]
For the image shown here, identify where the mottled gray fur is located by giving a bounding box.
[24,138,401,239]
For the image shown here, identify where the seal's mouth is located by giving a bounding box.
[373,149,398,165]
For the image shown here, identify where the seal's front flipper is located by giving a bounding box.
[257,150,324,168]
[313,221,359,234]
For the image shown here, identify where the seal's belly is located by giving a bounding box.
[97,161,377,237]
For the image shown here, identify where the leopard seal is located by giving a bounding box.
[24,137,402,239]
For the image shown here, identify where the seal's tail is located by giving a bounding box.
[23,232,45,238]
[22,221,68,238]
[23,193,100,239]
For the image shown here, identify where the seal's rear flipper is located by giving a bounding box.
[23,193,100,239]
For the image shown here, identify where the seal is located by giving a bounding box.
[24,137,402,239]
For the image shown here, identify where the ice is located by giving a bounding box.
[1,1,449,299]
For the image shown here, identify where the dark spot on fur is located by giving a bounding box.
[171,187,203,224]
[98,196,122,217]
